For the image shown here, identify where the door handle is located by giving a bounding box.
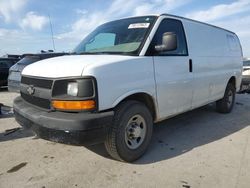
[189,59,193,73]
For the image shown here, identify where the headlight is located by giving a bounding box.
[52,77,97,112]
[67,82,78,96]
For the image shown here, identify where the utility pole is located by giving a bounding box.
[49,14,56,51]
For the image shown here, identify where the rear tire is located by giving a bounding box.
[104,100,153,162]
[216,83,235,113]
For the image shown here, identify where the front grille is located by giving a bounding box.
[21,76,53,109]
[21,76,53,89]
[21,93,51,109]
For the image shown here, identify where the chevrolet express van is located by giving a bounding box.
[13,14,243,162]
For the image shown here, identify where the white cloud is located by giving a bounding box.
[0,28,19,37]
[134,0,191,16]
[20,12,49,31]
[186,0,250,22]
[0,0,27,22]
[133,3,154,16]
[107,0,140,17]
[0,28,34,40]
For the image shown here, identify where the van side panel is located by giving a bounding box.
[182,19,242,109]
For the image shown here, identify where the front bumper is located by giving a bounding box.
[13,96,114,145]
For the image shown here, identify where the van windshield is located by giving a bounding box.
[73,16,157,56]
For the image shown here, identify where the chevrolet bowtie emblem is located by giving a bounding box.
[27,85,35,95]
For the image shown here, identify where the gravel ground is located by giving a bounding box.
[0,89,250,188]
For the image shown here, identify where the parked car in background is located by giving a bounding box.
[0,57,19,87]
[241,59,250,92]
[8,52,68,92]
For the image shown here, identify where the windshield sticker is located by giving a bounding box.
[128,23,150,29]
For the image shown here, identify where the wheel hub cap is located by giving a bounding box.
[125,114,146,149]
[133,126,141,138]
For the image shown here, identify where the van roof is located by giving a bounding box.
[115,14,235,35]
[160,14,236,35]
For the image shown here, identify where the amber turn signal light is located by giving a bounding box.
[52,100,96,110]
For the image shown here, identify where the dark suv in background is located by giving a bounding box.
[0,57,19,87]
[8,52,68,92]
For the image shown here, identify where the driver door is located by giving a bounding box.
[149,18,194,119]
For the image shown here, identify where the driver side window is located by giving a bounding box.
[148,19,188,56]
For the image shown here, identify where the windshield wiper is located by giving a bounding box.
[70,51,134,56]
[77,51,131,55]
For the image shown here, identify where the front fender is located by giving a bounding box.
[82,56,156,112]
[111,89,156,108]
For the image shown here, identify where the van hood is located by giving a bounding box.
[22,55,137,78]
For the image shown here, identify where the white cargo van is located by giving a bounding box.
[13,14,243,162]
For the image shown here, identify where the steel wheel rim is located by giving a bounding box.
[125,114,146,149]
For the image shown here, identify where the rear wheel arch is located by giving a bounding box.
[228,76,236,88]
[221,76,236,95]
[216,79,236,113]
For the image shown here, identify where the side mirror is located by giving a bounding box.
[155,32,177,52]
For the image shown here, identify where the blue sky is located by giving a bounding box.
[0,0,250,57]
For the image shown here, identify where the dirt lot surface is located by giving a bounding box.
[0,89,250,188]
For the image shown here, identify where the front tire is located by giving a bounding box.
[216,83,236,113]
[105,100,153,162]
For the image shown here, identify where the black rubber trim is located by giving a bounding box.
[189,59,193,72]
[15,111,108,145]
